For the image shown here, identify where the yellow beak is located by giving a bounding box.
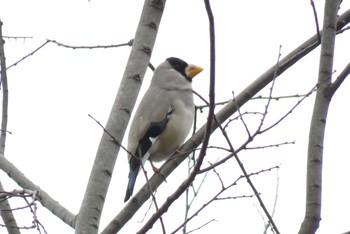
[185,64,204,79]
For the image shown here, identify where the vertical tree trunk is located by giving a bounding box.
[298,0,340,233]
[0,20,21,234]
[74,1,166,233]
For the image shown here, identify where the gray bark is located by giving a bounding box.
[0,20,21,234]
[74,1,166,233]
[298,0,340,234]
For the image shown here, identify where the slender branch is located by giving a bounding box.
[336,25,350,34]
[186,219,217,234]
[2,36,33,40]
[138,163,166,234]
[47,38,133,49]
[217,47,283,234]
[325,61,350,98]
[182,160,210,233]
[257,45,282,133]
[87,114,133,156]
[0,155,76,228]
[46,39,155,71]
[171,166,279,234]
[245,141,295,150]
[0,190,48,233]
[310,0,321,42]
[198,84,315,175]
[252,92,316,100]
[6,41,49,70]
[260,85,317,134]
[195,100,230,111]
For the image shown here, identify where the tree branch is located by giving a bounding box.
[6,41,49,70]
[172,166,279,234]
[0,20,21,234]
[74,0,166,233]
[325,61,350,98]
[298,0,340,233]
[46,39,133,49]
[0,155,76,228]
[310,0,321,42]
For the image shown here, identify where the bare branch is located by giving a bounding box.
[260,85,317,134]
[2,36,33,40]
[245,141,295,150]
[47,38,133,49]
[310,0,321,42]
[6,41,49,70]
[252,92,316,100]
[0,189,48,233]
[46,39,156,71]
[185,219,217,234]
[88,114,133,156]
[138,163,166,234]
[336,25,350,34]
[195,100,230,111]
[171,166,279,234]
[325,61,350,98]
[0,155,76,228]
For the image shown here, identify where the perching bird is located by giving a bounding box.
[124,57,203,202]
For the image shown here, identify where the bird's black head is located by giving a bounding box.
[166,57,191,82]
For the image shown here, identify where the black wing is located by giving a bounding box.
[124,107,173,202]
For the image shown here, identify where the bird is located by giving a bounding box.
[124,57,203,202]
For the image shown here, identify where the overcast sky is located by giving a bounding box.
[1,0,350,233]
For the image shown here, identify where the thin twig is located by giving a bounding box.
[233,92,252,138]
[245,141,295,150]
[6,41,49,70]
[46,38,134,49]
[138,162,166,234]
[336,25,350,34]
[252,93,316,100]
[325,61,350,98]
[2,36,33,40]
[310,0,321,42]
[193,47,281,233]
[186,219,217,234]
[195,100,230,111]
[88,114,133,156]
[260,85,317,134]
[47,39,157,71]
[171,166,279,234]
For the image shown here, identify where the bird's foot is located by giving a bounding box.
[175,148,184,155]
[150,161,160,173]
[150,161,167,183]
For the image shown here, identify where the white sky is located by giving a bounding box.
[1,0,350,233]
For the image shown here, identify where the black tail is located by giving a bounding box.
[124,157,141,202]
